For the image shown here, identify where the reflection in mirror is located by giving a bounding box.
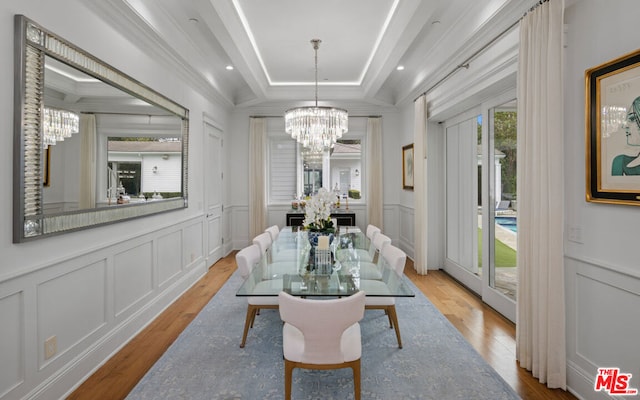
[106,135,182,205]
[14,15,189,242]
[301,149,325,196]
[43,56,184,213]
[298,139,362,200]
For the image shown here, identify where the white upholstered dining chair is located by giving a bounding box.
[361,244,407,348]
[265,225,280,242]
[278,290,366,400]
[366,224,381,239]
[235,244,280,348]
[255,229,298,262]
[252,232,272,255]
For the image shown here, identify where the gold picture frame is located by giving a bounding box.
[586,48,640,205]
[402,143,414,190]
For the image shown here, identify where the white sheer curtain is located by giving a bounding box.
[79,114,96,209]
[249,117,267,240]
[413,95,428,274]
[516,0,566,389]
[366,117,383,229]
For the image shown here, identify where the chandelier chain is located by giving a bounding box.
[312,39,320,107]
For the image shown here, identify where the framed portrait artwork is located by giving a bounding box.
[586,48,640,205]
[402,143,414,190]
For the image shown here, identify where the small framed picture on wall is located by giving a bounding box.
[402,143,414,190]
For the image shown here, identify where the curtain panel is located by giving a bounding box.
[249,117,267,240]
[413,95,428,274]
[366,117,383,229]
[515,0,566,389]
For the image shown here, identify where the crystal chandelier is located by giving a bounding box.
[285,39,348,153]
[42,106,80,147]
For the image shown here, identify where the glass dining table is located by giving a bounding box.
[236,226,415,299]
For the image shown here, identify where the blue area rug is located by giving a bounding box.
[127,271,520,400]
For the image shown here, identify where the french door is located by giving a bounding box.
[205,118,223,267]
[444,94,518,322]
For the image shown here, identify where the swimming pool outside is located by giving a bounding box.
[496,216,517,233]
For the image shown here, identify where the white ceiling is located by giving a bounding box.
[96,0,537,108]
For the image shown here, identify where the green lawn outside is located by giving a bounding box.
[478,228,517,268]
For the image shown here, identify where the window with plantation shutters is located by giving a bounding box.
[268,138,296,204]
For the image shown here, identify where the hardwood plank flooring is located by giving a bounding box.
[68,253,576,400]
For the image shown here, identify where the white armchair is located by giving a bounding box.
[265,225,280,242]
[252,232,272,255]
[235,244,280,348]
[361,244,407,348]
[278,291,366,400]
[256,229,298,262]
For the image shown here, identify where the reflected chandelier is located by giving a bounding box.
[43,106,79,147]
[285,39,348,153]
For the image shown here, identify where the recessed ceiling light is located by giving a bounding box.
[396,65,405,71]
[225,65,234,71]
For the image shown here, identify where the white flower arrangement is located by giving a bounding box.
[302,187,336,233]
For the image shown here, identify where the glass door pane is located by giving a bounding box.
[489,101,518,301]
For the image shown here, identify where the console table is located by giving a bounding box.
[286,212,355,227]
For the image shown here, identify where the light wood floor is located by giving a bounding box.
[68,252,576,400]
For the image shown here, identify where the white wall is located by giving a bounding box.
[0,1,229,399]
[564,1,640,398]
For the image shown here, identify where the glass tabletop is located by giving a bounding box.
[236,227,415,298]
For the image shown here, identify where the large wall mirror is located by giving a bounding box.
[13,15,189,242]
[297,139,363,200]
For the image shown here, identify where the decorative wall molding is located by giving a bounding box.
[565,255,640,399]
[0,216,207,400]
[397,204,415,259]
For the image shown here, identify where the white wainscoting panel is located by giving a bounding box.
[207,215,222,261]
[183,221,203,268]
[0,291,24,398]
[575,265,639,369]
[231,205,249,248]
[349,205,366,232]
[566,256,640,398]
[398,205,415,259]
[113,243,153,318]
[223,208,233,256]
[37,260,107,368]
[157,231,183,287]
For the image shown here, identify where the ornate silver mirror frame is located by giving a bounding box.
[13,15,189,243]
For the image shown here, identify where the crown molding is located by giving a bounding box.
[84,0,235,110]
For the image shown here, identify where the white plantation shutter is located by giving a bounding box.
[269,138,296,203]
